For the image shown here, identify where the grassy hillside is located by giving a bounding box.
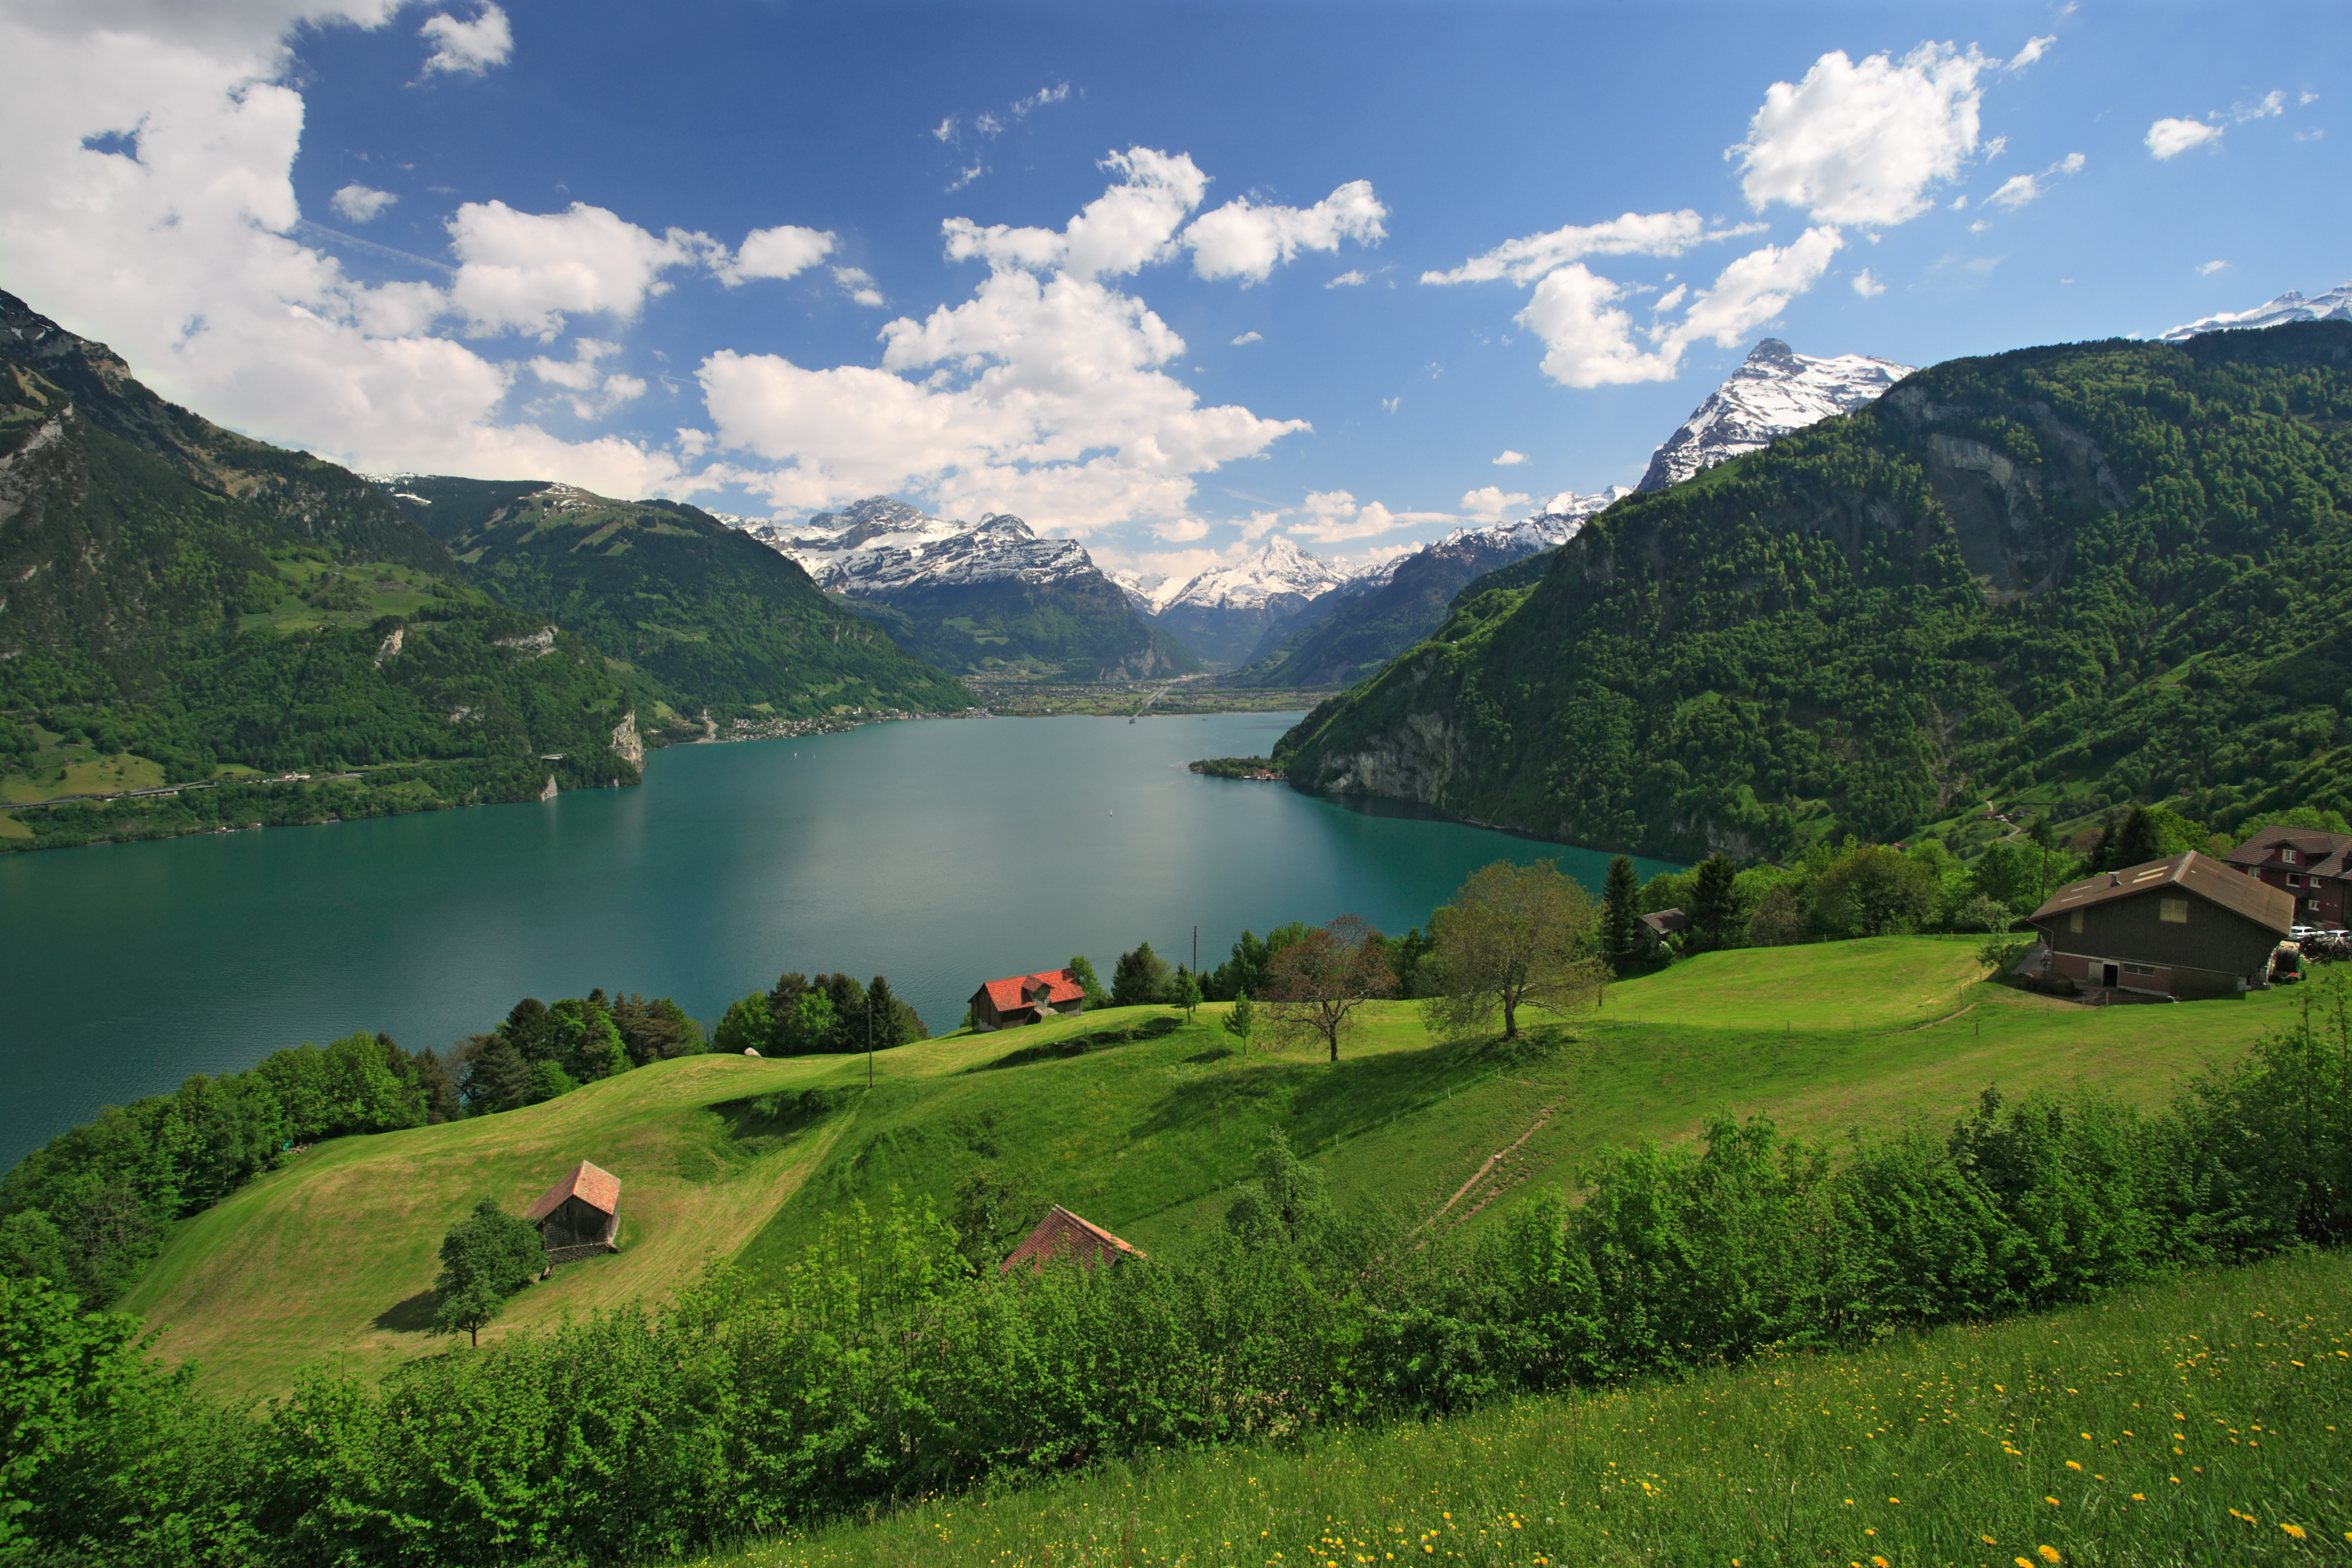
[700,1246,2352,1567]
[1278,323,2352,861]
[126,937,2295,1397]
[389,476,971,731]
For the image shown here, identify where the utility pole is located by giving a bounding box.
[866,994,874,1089]
[1193,924,1198,976]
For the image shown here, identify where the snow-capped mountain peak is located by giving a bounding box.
[2162,280,2352,343]
[1637,339,1915,493]
[748,498,1102,592]
[1151,534,1355,615]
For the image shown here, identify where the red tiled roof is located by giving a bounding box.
[999,1204,1148,1274]
[524,1160,621,1224]
[2030,851,2294,935]
[976,969,1087,1012]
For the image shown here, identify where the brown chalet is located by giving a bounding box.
[524,1160,621,1263]
[999,1204,1148,1275]
[2029,851,2292,1000]
[2223,823,2352,930]
[968,968,1087,1031]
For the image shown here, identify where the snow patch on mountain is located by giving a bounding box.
[2162,280,2352,343]
[1145,535,1355,616]
[748,497,1103,595]
[1637,339,1914,494]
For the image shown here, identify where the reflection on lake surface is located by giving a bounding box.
[0,712,1674,1165]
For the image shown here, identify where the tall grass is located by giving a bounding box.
[700,1249,2352,1567]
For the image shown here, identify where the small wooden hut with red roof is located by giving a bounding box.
[968,968,1088,1031]
[525,1160,622,1263]
[999,1204,1147,1275]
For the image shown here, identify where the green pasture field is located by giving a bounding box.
[126,936,2298,1398]
[689,1246,2352,1568]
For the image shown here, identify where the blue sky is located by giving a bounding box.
[3,1,2344,580]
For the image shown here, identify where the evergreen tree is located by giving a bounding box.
[429,1199,544,1347]
[1110,942,1173,1008]
[865,976,909,1050]
[499,998,554,1062]
[463,1035,531,1113]
[1689,853,1739,951]
[413,1048,462,1124]
[819,973,868,1052]
[1174,968,1203,1023]
[1223,990,1256,1054]
[1066,955,1109,1010]
[1600,855,1642,970]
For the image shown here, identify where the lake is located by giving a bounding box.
[0,713,1674,1166]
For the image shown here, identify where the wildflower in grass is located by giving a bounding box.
[2039,1549,2062,1564]
[2282,1524,2307,1540]
[2044,1496,2060,1506]
[1983,1536,1999,1546]
[2065,1460,2082,1470]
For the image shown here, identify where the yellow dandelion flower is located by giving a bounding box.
[2131,1494,2146,1501]
[2044,1497,2061,1506]
[2015,1559,2034,1568]
[2039,1548,2063,1565]
[1873,1559,1890,1567]
[2282,1524,2307,1541]
[1983,1536,1999,1546]
[2065,1461,2083,1471]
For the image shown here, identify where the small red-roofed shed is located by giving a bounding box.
[969,968,1088,1030]
[1000,1204,1147,1275]
[526,1160,621,1261]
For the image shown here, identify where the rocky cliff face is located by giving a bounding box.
[1637,339,1915,493]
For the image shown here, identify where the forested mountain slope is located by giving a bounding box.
[0,292,642,844]
[385,477,971,725]
[1276,324,2352,861]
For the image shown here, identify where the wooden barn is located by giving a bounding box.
[1000,1204,1147,1275]
[2028,851,2293,1000]
[969,968,1088,1030]
[525,1160,622,1263]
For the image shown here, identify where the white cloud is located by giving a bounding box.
[0,0,689,501]
[1986,150,2085,208]
[2239,91,2286,121]
[1851,268,1885,297]
[1380,396,1399,414]
[1493,449,1527,465]
[1459,485,1530,521]
[2196,259,2228,275]
[933,116,956,142]
[526,338,647,419]
[1012,82,1070,117]
[1181,178,1386,285]
[715,223,833,286]
[2303,91,2321,105]
[1516,228,1842,389]
[695,151,1329,530]
[1231,330,1263,346]
[1423,209,1730,286]
[1731,42,1989,226]
[1288,488,1451,544]
[2146,117,2223,159]
[832,265,884,307]
[2008,35,2055,70]
[1325,269,1368,288]
[447,199,718,337]
[330,182,394,222]
[419,3,510,76]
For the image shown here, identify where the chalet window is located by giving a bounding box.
[2311,898,2325,912]
[2159,897,2189,923]
[2286,874,2302,887]
[2067,909,2084,933]
[2124,962,2156,975]
[2282,848,2300,864]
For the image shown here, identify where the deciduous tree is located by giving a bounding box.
[1422,859,1607,1040]
[429,1199,542,1347]
[1261,914,1396,1062]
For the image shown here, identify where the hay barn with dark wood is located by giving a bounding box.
[2027,851,2293,1000]
[526,1160,622,1264]
[1000,1204,1146,1274]
[968,968,1088,1031]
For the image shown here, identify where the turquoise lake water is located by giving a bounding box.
[0,713,1673,1166]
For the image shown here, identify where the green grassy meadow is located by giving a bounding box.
[688,1247,2352,1568]
[127,937,2299,1398]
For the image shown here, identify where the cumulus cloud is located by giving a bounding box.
[1326,269,1368,288]
[330,181,394,221]
[1515,228,1842,388]
[1422,209,1734,286]
[1458,485,1531,521]
[714,223,834,286]
[419,3,510,75]
[526,337,646,418]
[1181,178,1386,284]
[1985,150,2085,208]
[447,200,719,337]
[1493,449,1527,465]
[1730,42,1989,226]
[1851,268,1886,297]
[2008,35,2055,69]
[1286,489,1449,544]
[1231,330,1263,346]
[832,265,884,307]
[1012,82,1070,117]
[696,150,1351,530]
[2196,259,2228,275]
[2146,117,2222,159]
[0,2,699,499]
